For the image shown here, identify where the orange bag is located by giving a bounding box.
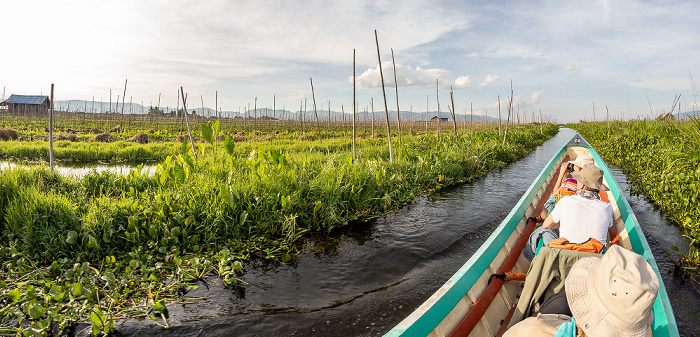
[548,237,604,254]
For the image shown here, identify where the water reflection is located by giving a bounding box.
[0,161,156,177]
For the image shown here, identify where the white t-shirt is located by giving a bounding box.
[550,195,613,244]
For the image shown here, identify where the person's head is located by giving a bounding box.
[565,245,660,337]
[571,164,609,192]
[568,154,595,171]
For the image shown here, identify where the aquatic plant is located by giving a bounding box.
[572,119,700,281]
[0,122,559,335]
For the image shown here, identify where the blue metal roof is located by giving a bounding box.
[3,95,49,105]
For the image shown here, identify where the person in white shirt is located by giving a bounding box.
[524,164,618,260]
[541,164,614,245]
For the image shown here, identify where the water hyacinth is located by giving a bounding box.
[0,122,558,335]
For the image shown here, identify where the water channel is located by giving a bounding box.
[19,128,696,336]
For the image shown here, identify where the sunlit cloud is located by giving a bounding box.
[565,63,581,72]
[478,74,500,89]
[353,62,469,89]
[287,90,311,101]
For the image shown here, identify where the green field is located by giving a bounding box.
[0,118,559,335]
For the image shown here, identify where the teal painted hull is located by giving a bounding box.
[386,134,679,337]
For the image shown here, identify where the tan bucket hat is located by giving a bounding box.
[565,245,660,337]
[568,153,595,168]
[571,164,610,191]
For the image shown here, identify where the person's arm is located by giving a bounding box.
[552,162,569,198]
[542,213,560,230]
[607,209,619,245]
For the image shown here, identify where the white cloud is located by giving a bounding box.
[287,90,311,101]
[527,90,545,104]
[565,63,581,72]
[353,62,468,89]
[478,74,500,89]
[454,76,473,89]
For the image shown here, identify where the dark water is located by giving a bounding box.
[106,128,697,337]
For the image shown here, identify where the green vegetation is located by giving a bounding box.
[1,121,559,335]
[571,119,700,282]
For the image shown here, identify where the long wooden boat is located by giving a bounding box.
[385,133,679,337]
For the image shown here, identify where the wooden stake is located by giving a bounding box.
[310,77,320,131]
[352,49,357,159]
[375,30,394,163]
[391,48,402,147]
[120,79,127,130]
[450,86,458,142]
[436,78,441,141]
[371,97,375,138]
[49,84,54,173]
[180,87,198,160]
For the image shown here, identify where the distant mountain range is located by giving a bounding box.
[50,100,503,123]
[674,110,699,120]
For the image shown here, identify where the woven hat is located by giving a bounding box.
[565,245,660,337]
[568,153,595,169]
[571,164,610,191]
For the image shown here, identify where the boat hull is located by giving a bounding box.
[385,134,678,337]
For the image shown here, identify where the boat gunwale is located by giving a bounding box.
[385,133,679,337]
[385,139,568,336]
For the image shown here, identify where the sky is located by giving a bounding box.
[2,0,699,123]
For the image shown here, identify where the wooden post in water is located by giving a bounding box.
[352,49,357,159]
[180,87,198,160]
[606,105,610,133]
[539,109,543,134]
[391,48,402,147]
[49,84,54,173]
[375,30,394,163]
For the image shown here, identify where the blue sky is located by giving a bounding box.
[3,0,699,123]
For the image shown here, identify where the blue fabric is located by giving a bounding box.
[553,316,576,337]
[524,226,559,261]
[544,194,556,214]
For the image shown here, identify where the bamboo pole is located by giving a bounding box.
[49,84,54,173]
[352,49,357,159]
[539,109,543,134]
[391,48,402,147]
[436,78,441,141]
[426,95,429,132]
[470,102,473,132]
[120,79,127,130]
[180,87,198,160]
[449,86,458,142]
[503,80,513,145]
[371,97,375,138]
[310,77,320,132]
[375,30,394,163]
[498,95,501,136]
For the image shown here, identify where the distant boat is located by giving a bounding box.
[385,133,679,337]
